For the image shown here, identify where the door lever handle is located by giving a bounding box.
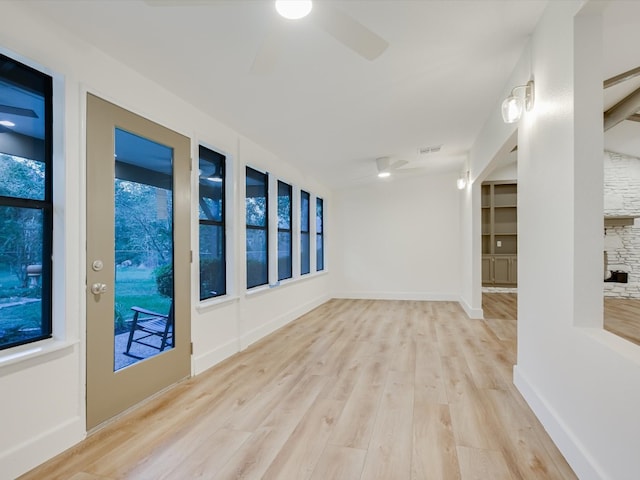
[90,283,108,295]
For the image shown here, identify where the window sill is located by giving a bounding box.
[0,338,78,376]
[245,284,271,297]
[196,294,239,313]
[245,269,329,297]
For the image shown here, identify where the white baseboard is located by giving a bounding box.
[332,292,480,319]
[513,365,606,480]
[240,294,329,349]
[332,291,460,302]
[1,416,84,480]
[192,339,239,376]
[459,297,483,319]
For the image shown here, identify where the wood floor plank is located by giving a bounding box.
[440,352,476,404]
[213,374,328,480]
[414,340,448,405]
[18,429,132,480]
[478,388,564,480]
[435,318,465,358]
[19,298,576,480]
[222,367,313,432]
[411,400,460,480]
[484,318,517,341]
[328,355,388,449]
[360,371,415,480]
[457,446,513,480]
[482,293,517,320]
[604,297,640,346]
[458,321,511,390]
[157,428,252,479]
[261,397,344,480]
[309,445,366,480]
[448,389,503,451]
[68,473,112,480]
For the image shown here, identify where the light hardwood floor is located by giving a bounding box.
[20,298,576,480]
[480,290,640,346]
[604,297,640,346]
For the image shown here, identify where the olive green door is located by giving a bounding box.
[86,94,191,429]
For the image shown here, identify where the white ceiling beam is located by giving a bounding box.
[604,66,640,89]
[604,86,640,131]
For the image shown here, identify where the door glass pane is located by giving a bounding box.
[114,128,173,371]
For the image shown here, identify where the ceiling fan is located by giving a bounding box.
[0,104,38,118]
[144,0,389,73]
[342,155,440,186]
[376,156,408,178]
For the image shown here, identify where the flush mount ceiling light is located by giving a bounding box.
[275,0,312,20]
[501,80,535,124]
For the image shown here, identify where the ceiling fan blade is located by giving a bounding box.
[250,26,284,74]
[375,156,391,172]
[312,4,389,61]
[0,104,38,118]
[394,167,427,175]
[389,159,408,171]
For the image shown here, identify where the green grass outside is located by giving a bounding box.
[0,267,19,289]
[0,302,42,344]
[0,266,170,338]
[0,265,42,343]
[114,266,171,333]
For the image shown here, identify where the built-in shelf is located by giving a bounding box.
[482,181,517,287]
[604,216,639,227]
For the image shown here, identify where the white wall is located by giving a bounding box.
[460,53,525,317]
[0,3,331,478]
[465,1,640,479]
[484,154,517,182]
[333,172,461,301]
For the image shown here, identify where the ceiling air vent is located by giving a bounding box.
[419,145,442,155]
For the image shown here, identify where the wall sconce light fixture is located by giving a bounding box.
[501,80,535,124]
[457,170,469,190]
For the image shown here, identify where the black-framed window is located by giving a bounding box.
[316,197,324,271]
[300,190,310,275]
[198,145,226,300]
[0,53,53,350]
[277,181,292,281]
[246,167,268,288]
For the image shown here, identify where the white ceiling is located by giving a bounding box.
[603,1,640,160]
[19,1,640,188]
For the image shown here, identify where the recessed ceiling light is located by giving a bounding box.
[377,171,391,178]
[0,120,15,127]
[275,0,312,20]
